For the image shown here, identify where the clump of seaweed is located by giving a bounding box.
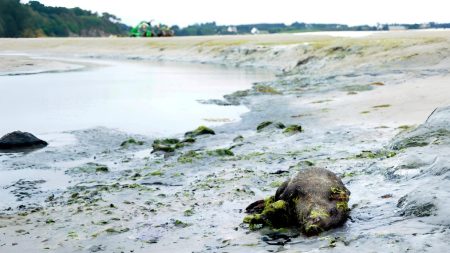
[283,124,303,135]
[120,138,144,148]
[152,138,183,153]
[243,196,290,229]
[185,126,215,138]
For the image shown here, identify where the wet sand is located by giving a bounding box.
[303,74,450,127]
[0,30,450,252]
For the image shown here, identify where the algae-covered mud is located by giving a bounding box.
[1,31,450,252]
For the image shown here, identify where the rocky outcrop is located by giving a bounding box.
[0,131,48,151]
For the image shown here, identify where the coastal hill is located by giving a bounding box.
[0,0,129,37]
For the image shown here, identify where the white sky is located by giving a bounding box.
[23,0,450,27]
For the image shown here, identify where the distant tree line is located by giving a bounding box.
[0,0,129,37]
[1,0,449,37]
[169,21,450,36]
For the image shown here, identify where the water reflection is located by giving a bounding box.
[0,59,272,136]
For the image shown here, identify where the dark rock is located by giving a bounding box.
[257,121,273,132]
[270,170,289,175]
[244,168,350,236]
[256,121,286,132]
[0,131,47,151]
[152,138,182,153]
[181,137,196,143]
[206,149,234,157]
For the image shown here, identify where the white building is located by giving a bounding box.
[227,26,238,33]
[251,27,260,34]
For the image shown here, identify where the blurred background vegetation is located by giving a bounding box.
[0,0,129,37]
[1,0,449,38]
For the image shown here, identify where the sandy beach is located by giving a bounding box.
[0,30,450,252]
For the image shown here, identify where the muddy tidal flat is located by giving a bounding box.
[1,30,450,252]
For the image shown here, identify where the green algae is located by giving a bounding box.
[95,165,109,173]
[254,84,281,95]
[45,219,55,224]
[390,129,450,150]
[67,231,78,239]
[257,121,273,132]
[183,208,194,217]
[173,219,191,228]
[330,187,350,202]
[283,124,303,135]
[207,149,234,157]
[152,139,181,153]
[238,151,265,160]
[373,104,391,109]
[336,201,349,212]
[354,150,397,159]
[341,171,359,178]
[271,200,288,210]
[243,196,289,229]
[309,208,329,219]
[184,126,215,138]
[397,125,414,131]
[120,138,144,148]
[178,150,200,163]
[68,163,109,174]
[181,137,196,143]
[149,170,164,176]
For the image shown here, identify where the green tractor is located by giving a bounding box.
[129,21,174,37]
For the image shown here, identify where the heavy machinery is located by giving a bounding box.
[129,21,174,37]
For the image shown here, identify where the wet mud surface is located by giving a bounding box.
[1,33,450,252]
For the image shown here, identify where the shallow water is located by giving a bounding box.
[0,59,272,136]
[0,168,70,210]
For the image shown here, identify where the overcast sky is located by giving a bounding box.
[23,0,449,27]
